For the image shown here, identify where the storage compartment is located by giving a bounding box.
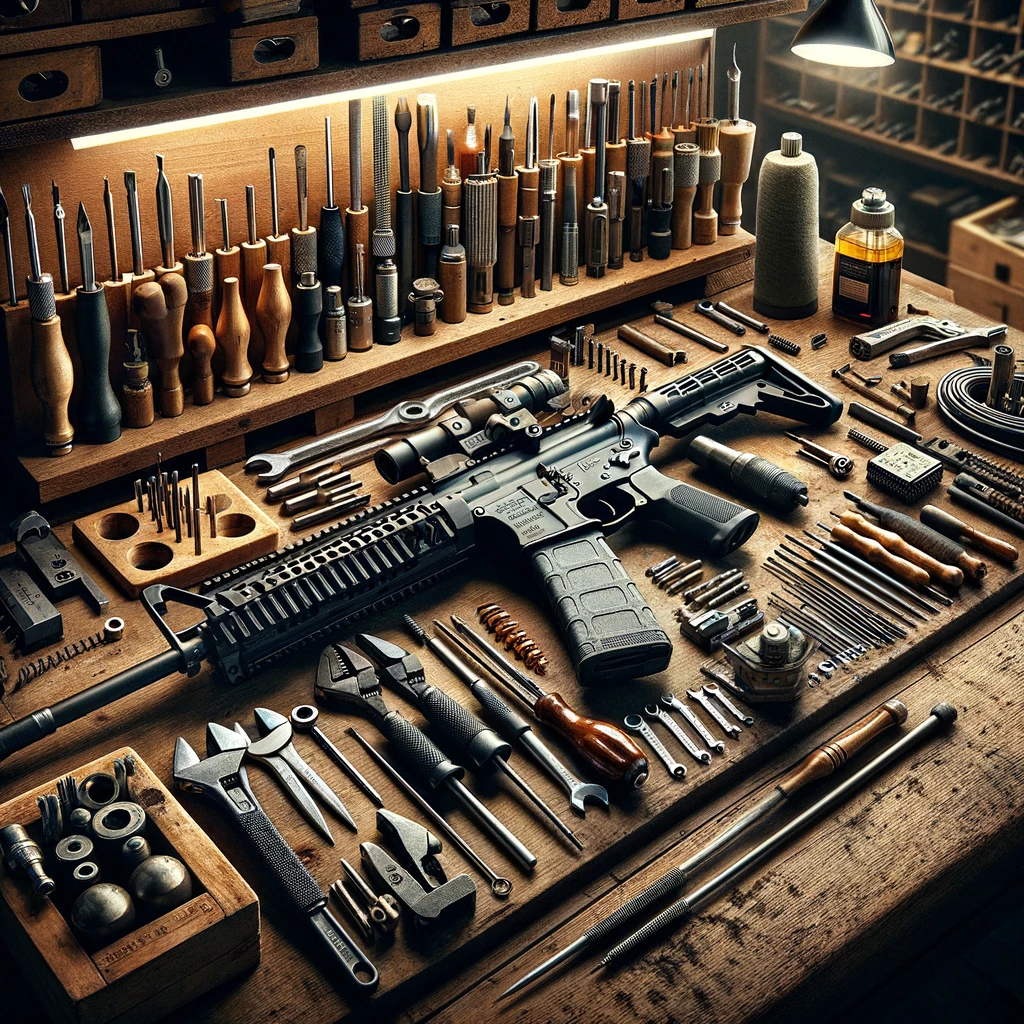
[532,0,612,32]
[961,119,1003,164]
[0,45,102,125]
[450,0,530,45]
[877,95,919,141]
[838,83,878,131]
[354,3,441,60]
[949,194,1024,288]
[922,65,966,110]
[616,0,685,20]
[919,107,962,153]
[226,13,319,82]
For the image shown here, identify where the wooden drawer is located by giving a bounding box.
[948,196,1024,292]
[948,263,1024,331]
[533,0,611,31]
[450,0,530,45]
[616,0,685,20]
[226,13,319,83]
[219,0,301,21]
[76,0,179,19]
[355,3,441,61]
[0,45,101,125]
[0,0,71,32]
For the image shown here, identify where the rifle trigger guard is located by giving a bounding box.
[141,584,215,677]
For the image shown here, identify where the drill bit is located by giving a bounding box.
[102,176,119,281]
[218,199,230,250]
[51,181,68,294]
[155,154,176,271]
[372,93,400,343]
[124,170,144,276]
[319,114,345,290]
[77,201,95,292]
[727,44,740,121]
[0,185,16,306]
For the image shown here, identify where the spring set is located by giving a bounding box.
[768,334,801,355]
[13,631,105,693]
[645,556,703,596]
[846,428,889,455]
[477,603,549,673]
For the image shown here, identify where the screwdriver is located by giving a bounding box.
[920,503,1018,564]
[538,93,558,291]
[155,154,182,276]
[22,184,74,456]
[318,114,345,292]
[441,128,462,235]
[213,197,241,324]
[626,80,651,262]
[345,100,368,300]
[265,148,291,293]
[585,79,609,279]
[394,99,414,324]
[371,93,401,344]
[495,96,518,306]
[290,144,317,285]
[416,93,441,280]
[75,202,121,445]
[449,614,648,787]
[517,97,540,298]
[240,184,267,369]
[51,181,69,294]
[0,185,16,305]
[606,81,626,270]
[380,624,582,852]
[183,172,214,336]
[557,89,582,267]
[102,176,120,283]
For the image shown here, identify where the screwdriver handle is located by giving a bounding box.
[182,251,214,335]
[75,286,121,444]
[187,324,216,406]
[264,234,291,299]
[30,312,75,454]
[777,699,907,796]
[256,262,291,384]
[377,710,463,790]
[345,207,369,299]
[830,522,931,588]
[535,692,648,787]
[417,188,442,281]
[921,504,1018,564]
[416,683,511,769]
[215,276,252,397]
[134,273,186,418]
[468,678,532,740]
[240,239,268,370]
[839,511,964,589]
[293,272,323,372]
[318,205,345,291]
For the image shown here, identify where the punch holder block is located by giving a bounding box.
[0,45,101,125]
[0,748,258,1024]
[449,1,530,46]
[71,470,279,598]
[226,14,319,83]
[354,4,442,61]
[532,0,611,31]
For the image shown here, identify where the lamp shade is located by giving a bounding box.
[790,0,896,68]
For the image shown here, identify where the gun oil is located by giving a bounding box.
[832,187,903,328]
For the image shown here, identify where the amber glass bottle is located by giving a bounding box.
[832,187,903,327]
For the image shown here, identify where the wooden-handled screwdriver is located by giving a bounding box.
[449,614,648,787]
[134,273,187,417]
[213,197,241,324]
[718,45,756,236]
[828,522,932,589]
[102,175,130,391]
[833,510,964,590]
[154,154,182,276]
[921,505,1018,563]
[123,170,155,323]
[22,184,74,456]
[264,148,291,294]
[240,184,267,369]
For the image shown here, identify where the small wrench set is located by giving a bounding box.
[623,687,752,780]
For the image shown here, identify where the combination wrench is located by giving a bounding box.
[623,714,686,779]
[701,682,754,725]
[659,695,723,756]
[687,689,742,738]
[645,704,712,763]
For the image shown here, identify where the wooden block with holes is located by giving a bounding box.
[532,0,610,32]
[0,748,259,1024]
[0,0,71,32]
[71,470,279,598]
[355,3,441,61]
[450,0,530,46]
[225,14,319,83]
[0,46,101,125]
[616,0,685,20]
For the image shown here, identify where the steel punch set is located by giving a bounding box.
[0,41,1021,1024]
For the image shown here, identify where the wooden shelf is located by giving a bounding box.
[15,231,755,504]
[0,1,807,149]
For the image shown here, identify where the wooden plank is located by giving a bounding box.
[13,232,755,503]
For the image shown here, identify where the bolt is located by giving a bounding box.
[628,362,636,389]
[639,366,648,392]
[153,47,172,88]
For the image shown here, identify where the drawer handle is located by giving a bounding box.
[471,3,511,26]
[18,70,69,102]
[380,15,420,43]
[253,35,297,64]
[1,0,40,19]
[556,0,593,10]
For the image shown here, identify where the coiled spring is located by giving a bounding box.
[477,603,548,674]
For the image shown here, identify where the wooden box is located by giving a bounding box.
[0,748,260,1024]
[355,3,441,60]
[220,0,302,21]
[948,196,1024,293]
[450,0,530,46]
[0,0,71,32]
[947,263,1024,331]
[76,0,179,20]
[0,46,101,125]
[226,14,319,83]
[72,469,280,598]
[532,0,611,32]
[616,0,685,20]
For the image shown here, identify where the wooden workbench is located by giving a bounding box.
[1,244,1021,1024]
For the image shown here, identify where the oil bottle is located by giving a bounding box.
[832,187,903,327]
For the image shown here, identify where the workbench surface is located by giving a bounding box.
[1,245,1021,1024]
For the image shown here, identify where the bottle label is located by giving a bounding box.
[833,252,902,326]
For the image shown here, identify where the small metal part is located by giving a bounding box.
[341,858,401,934]
[330,878,374,942]
[659,694,723,756]
[71,883,136,949]
[103,617,125,643]
[91,801,147,851]
[910,377,930,408]
[786,432,855,479]
[811,332,828,350]
[152,46,172,88]
[639,366,648,392]
[52,180,68,294]
[713,300,769,333]
[768,333,800,355]
[647,701,714,762]
[695,299,745,335]
[129,853,192,912]
[686,688,742,737]
[629,362,636,389]
[623,714,687,779]
[701,682,754,725]
[478,603,548,673]
[77,771,120,810]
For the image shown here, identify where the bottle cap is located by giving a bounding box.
[780,132,802,157]
[851,187,895,229]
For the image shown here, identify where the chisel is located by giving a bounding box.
[240,184,267,369]
[394,98,414,323]
[496,96,518,306]
[23,184,74,455]
[417,93,441,280]
[155,154,182,276]
[265,148,291,293]
[75,202,121,444]
[318,114,345,292]
[51,181,69,294]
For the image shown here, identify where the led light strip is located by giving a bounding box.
[71,29,713,149]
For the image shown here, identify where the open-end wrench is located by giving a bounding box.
[645,704,712,763]
[658,696,722,756]
[694,299,746,336]
[701,682,754,725]
[244,359,543,482]
[687,689,741,738]
[623,714,686,780]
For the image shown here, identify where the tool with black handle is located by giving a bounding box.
[315,644,537,872]
[318,115,345,294]
[173,730,378,994]
[416,93,442,281]
[920,504,1018,563]
[394,99,414,323]
[371,94,402,344]
[51,181,69,295]
[360,628,581,850]
[75,202,121,444]
[586,79,610,279]
[496,96,518,306]
[0,185,17,306]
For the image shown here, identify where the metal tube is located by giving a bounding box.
[268,147,280,236]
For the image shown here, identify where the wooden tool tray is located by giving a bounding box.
[0,748,259,1024]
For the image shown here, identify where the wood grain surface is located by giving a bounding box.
[0,246,1021,1024]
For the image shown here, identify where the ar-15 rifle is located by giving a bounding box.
[0,347,841,762]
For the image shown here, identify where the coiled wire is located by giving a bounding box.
[936,365,1024,459]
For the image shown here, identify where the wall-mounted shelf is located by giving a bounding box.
[14,231,754,504]
[0,1,807,149]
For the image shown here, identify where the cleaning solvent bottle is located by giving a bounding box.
[832,187,903,327]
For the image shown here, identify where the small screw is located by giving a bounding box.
[153,48,172,88]
[639,366,648,392]
[588,337,594,369]
[628,362,636,389]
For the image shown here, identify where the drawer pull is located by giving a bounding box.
[18,70,68,102]
[380,15,420,43]
[471,3,511,26]
[254,36,297,64]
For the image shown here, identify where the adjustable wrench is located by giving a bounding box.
[623,714,686,779]
[658,696,722,756]
[244,359,543,482]
[701,682,754,725]
[686,688,741,738]
[646,703,712,763]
